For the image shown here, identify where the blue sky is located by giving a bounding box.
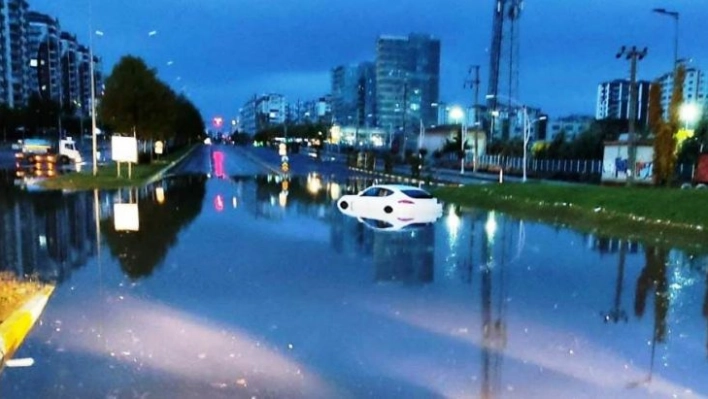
[31,0,708,123]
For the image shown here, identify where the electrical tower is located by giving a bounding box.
[486,0,524,140]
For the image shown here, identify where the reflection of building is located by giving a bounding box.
[373,226,434,284]
[0,190,97,282]
[586,235,639,255]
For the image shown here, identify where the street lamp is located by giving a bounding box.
[486,94,538,182]
[449,106,466,174]
[679,102,701,130]
[89,28,101,176]
[652,8,679,68]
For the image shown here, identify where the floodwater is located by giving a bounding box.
[0,147,707,399]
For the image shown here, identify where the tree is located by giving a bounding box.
[651,65,684,186]
[99,55,204,152]
[99,55,174,139]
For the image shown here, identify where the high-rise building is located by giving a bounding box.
[239,94,287,135]
[331,62,375,128]
[27,11,61,104]
[1,0,31,108]
[375,34,440,139]
[596,79,651,128]
[656,66,708,119]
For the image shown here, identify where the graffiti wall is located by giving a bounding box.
[601,141,654,184]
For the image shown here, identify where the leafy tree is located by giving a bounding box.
[651,65,684,186]
[99,55,174,140]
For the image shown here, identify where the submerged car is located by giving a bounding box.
[337,184,443,222]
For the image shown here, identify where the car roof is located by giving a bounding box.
[369,184,428,191]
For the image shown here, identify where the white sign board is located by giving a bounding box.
[601,142,654,184]
[113,203,140,231]
[154,140,164,155]
[111,135,138,163]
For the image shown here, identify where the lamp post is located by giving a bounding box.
[89,27,100,176]
[652,8,679,68]
[449,106,466,174]
[486,94,537,182]
[616,45,648,185]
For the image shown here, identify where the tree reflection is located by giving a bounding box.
[627,245,669,388]
[101,176,206,280]
[634,246,670,343]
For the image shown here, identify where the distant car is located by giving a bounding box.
[337,184,443,222]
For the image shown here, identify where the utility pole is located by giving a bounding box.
[465,65,481,172]
[616,45,648,185]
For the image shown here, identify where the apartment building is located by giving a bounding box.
[375,34,440,134]
[596,79,651,128]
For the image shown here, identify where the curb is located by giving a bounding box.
[0,285,55,370]
[144,144,200,185]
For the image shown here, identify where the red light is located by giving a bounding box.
[214,195,224,212]
[212,151,225,178]
[212,116,223,129]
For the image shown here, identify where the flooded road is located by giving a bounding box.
[1,145,707,398]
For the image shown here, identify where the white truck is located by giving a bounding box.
[14,137,83,168]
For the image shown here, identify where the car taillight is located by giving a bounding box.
[398,199,414,204]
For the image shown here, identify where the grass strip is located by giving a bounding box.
[0,273,45,323]
[40,146,194,191]
[434,183,708,253]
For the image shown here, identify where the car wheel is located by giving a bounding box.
[384,205,393,214]
[339,201,349,210]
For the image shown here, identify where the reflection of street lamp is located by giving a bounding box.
[449,106,466,174]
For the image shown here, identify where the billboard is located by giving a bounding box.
[111,135,138,163]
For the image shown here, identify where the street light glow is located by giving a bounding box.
[449,106,464,121]
[679,102,701,125]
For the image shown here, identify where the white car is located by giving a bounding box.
[337,184,443,222]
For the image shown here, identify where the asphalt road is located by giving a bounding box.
[167,144,354,179]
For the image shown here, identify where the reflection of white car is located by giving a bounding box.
[337,184,443,222]
[357,212,441,232]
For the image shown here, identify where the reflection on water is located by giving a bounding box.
[1,171,708,397]
[100,175,207,279]
[0,172,95,283]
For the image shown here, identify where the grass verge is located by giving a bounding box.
[434,183,708,253]
[0,273,45,323]
[39,145,194,191]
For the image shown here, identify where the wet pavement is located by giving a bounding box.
[1,144,707,398]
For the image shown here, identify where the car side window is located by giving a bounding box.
[361,188,379,197]
[379,189,393,197]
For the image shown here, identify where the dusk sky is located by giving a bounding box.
[31,0,708,124]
